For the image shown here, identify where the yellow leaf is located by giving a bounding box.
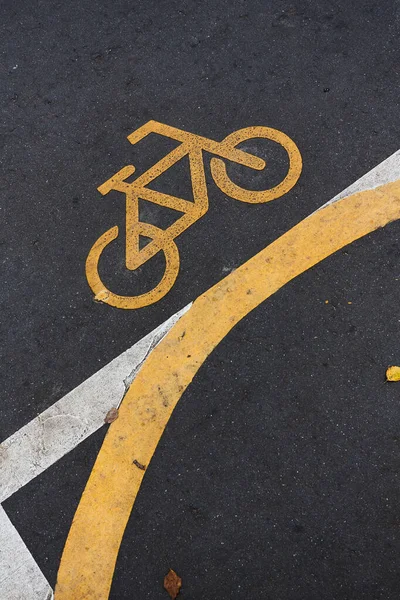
[94,289,110,302]
[386,366,400,382]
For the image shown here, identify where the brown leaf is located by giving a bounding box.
[164,569,182,599]
[104,407,119,423]
[132,459,146,471]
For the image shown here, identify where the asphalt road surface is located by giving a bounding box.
[1,0,400,598]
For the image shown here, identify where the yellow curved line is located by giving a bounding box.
[55,179,400,599]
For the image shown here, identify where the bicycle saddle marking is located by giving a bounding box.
[85,120,302,309]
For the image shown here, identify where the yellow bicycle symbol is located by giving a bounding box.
[85,120,302,309]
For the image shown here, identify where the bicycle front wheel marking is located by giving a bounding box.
[85,224,180,310]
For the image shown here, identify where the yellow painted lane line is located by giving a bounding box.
[55,179,400,599]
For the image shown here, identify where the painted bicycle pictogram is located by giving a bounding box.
[85,120,302,309]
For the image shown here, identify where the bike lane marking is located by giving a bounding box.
[1,149,398,504]
[0,506,53,600]
[0,150,399,599]
[55,175,400,599]
[85,122,302,310]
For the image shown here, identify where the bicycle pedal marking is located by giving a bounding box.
[85,120,302,309]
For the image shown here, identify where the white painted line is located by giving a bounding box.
[317,149,400,211]
[0,304,191,503]
[0,505,53,599]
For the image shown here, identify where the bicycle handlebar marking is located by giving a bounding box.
[85,120,302,309]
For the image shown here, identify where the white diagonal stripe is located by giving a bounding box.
[0,505,53,599]
[0,305,190,503]
[317,149,400,211]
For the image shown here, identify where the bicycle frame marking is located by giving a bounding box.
[86,120,302,309]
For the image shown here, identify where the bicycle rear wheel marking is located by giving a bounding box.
[211,126,302,203]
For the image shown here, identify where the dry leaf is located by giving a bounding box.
[104,407,119,423]
[94,289,110,302]
[386,366,400,382]
[164,569,182,599]
[132,459,146,471]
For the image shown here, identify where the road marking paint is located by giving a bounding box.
[86,120,302,309]
[319,149,400,209]
[0,306,190,503]
[210,125,302,203]
[55,176,400,599]
[1,150,398,599]
[0,505,53,599]
[2,150,397,504]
